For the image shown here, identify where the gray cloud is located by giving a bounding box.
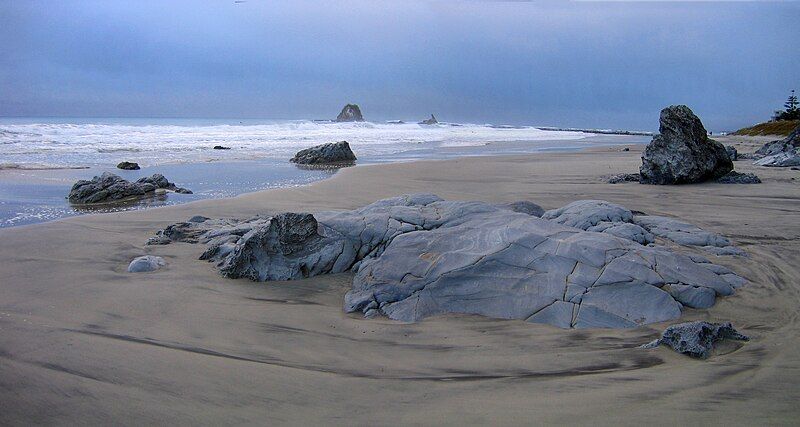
[1,0,798,130]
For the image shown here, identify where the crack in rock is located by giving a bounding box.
[144,194,747,329]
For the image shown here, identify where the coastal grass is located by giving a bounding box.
[733,120,799,136]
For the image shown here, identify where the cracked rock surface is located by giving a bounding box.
[641,321,749,358]
[147,194,747,329]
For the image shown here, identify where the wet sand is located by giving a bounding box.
[1,139,799,425]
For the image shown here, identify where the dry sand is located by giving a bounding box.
[1,138,799,425]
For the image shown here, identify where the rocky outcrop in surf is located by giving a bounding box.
[116,161,140,170]
[68,172,192,204]
[419,114,438,125]
[290,141,357,165]
[335,104,364,122]
[147,195,746,329]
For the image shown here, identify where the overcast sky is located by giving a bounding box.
[1,1,798,130]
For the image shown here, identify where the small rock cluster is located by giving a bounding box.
[68,172,192,204]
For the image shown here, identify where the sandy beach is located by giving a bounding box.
[0,137,798,425]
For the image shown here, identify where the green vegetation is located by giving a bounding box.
[733,120,799,136]
[733,89,799,136]
[773,89,799,121]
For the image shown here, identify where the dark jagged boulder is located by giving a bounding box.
[68,172,191,204]
[640,105,733,184]
[290,141,357,165]
[419,114,438,125]
[641,321,749,358]
[335,104,364,122]
[116,161,140,170]
[754,125,800,167]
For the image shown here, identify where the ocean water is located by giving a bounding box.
[0,118,595,169]
[0,118,648,227]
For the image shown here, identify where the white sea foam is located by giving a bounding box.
[0,120,589,168]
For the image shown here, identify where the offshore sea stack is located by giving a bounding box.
[640,105,733,184]
[290,141,357,165]
[335,104,364,122]
[419,114,438,125]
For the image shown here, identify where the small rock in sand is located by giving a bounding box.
[127,255,166,273]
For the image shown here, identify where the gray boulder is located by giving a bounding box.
[586,221,654,245]
[116,161,140,170]
[542,200,633,230]
[633,215,728,247]
[150,195,746,329]
[608,173,641,184]
[495,200,545,217]
[290,141,357,165]
[754,124,799,157]
[754,150,800,167]
[640,105,733,184]
[68,172,147,204]
[751,125,800,167]
[69,172,191,204]
[641,321,749,358]
[715,171,761,184]
[127,255,166,273]
[725,145,738,161]
[335,104,364,122]
[419,114,438,125]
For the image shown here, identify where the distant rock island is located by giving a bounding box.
[419,114,438,125]
[335,104,364,122]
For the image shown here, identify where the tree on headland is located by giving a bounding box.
[773,89,799,121]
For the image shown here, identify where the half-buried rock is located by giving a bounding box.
[148,194,747,329]
[127,255,166,273]
[640,105,733,184]
[290,141,357,166]
[641,321,749,358]
[68,172,192,204]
